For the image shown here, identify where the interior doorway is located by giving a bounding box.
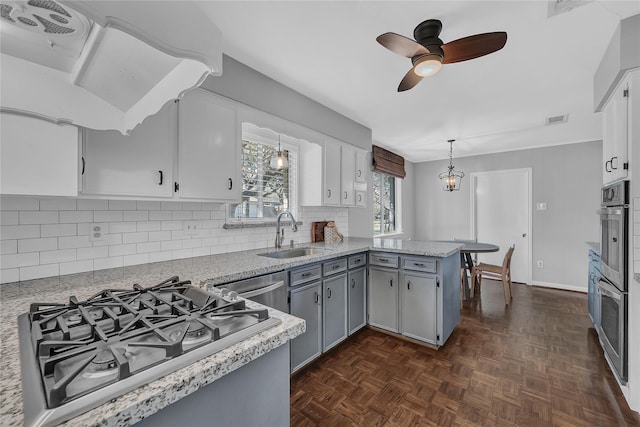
[471,168,532,285]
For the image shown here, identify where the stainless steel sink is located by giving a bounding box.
[258,247,332,259]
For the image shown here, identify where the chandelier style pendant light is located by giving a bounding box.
[269,135,289,170]
[438,139,465,192]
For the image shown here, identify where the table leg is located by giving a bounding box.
[461,252,475,300]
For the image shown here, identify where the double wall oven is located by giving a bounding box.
[597,180,628,384]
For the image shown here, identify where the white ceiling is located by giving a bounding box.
[197,1,639,162]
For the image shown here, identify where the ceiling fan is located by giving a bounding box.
[377,19,507,92]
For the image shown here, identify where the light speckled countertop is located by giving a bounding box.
[0,237,461,426]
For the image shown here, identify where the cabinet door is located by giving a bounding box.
[602,78,629,184]
[178,90,241,201]
[368,267,399,332]
[323,273,348,351]
[82,101,175,198]
[290,281,322,372]
[1,114,78,197]
[400,272,437,344]
[340,144,355,206]
[323,138,341,205]
[348,267,367,335]
[355,149,368,184]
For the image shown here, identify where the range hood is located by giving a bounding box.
[0,0,222,134]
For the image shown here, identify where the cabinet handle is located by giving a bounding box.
[414,263,425,267]
[389,279,393,287]
[327,189,332,198]
[611,156,618,170]
[158,170,163,185]
[302,272,312,278]
[357,169,362,177]
[228,178,233,190]
[378,258,389,263]
[353,259,361,264]
[344,191,348,199]
[81,157,85,175]
[314,292,319,303]
[407,280,411,290]
[605,160,612,173]
[351,278,356,288]
[358,194,362,202]
[333,264,340,270]
[327,288,332,299]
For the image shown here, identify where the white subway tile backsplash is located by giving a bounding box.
[40,249,77,264]
[1,197,350,284]
[94,211,123,222]
[0,197,39,211]
[18,238,57,253]
[19,211,58,225]
[1,212,19,225]
[40,199,76,211]
[41,224,77,237]
[60,211,93,223]
[20,264,59,281]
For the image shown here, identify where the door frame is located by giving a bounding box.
[470,168,532,286]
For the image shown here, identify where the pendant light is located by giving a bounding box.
[438,139,464,192]
[269,135,289,170]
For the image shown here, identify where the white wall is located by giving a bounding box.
[413,140,602,290]
[0,197,348,284]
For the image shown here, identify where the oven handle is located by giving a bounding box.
[239,281,285,299]
[598,208,624,215]
[597,278,622,301]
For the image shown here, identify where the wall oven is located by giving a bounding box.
[597,179,629,384]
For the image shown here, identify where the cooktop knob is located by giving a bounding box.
[229,291,239,301]
[220,288,230,297]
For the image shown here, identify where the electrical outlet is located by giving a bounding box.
[537,260,544,268]
[89,223,108,242]
[183,220,201,235]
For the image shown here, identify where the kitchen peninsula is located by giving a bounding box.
[0,238,461,426]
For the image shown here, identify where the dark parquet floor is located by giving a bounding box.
[290,280,640,426]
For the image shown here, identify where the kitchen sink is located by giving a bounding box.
[258,247,332,259]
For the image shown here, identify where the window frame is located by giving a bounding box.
[372,171,402,236]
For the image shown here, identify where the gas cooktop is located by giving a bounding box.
[18,276,281,427]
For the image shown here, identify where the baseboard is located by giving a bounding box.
[532,281,587,293]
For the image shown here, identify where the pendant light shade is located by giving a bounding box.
[438,139,464,192]
[269,136,289,170]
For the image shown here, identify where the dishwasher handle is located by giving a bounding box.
[239,281,285,299]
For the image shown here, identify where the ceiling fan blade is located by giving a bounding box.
[377,32,430,58]
[398,68,423,92]
[441,32,507,64]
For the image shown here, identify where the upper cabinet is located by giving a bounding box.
[602,71,635,184]
[1,113,79,197]
[355,149,368,184]
[0,1,222,134]
[81,101,176,198]
[340,144,356,206]
[177,90,242,202]
[323,138,342,206]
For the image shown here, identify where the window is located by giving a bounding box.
[229,124,297,220]
[373,171,398,235]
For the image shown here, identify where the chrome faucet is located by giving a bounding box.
[275,210,298,249]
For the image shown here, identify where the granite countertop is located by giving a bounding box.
[0,237,461,426]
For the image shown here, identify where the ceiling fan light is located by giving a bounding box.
[413,55,442,77]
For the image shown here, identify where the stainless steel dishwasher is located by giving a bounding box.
[208,271,288,313]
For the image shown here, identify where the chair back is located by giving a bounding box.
[503,245,515,273]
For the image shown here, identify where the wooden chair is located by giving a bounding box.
[471,245,515,305]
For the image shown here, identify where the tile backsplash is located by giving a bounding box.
[0,197,349,284]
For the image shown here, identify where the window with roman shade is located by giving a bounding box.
[372,145,406,179]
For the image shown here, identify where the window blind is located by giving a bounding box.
[372,145,406,179]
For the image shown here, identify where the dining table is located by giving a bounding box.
[437,241,500,300]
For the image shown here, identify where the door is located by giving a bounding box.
[289,281,322,372]
[400,272,437,344]
[348,267,366,334]
[471,169,531,285]
[368,267,398,332]
[322,273,348,351]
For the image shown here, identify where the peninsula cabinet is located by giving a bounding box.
[81,101,175,198]
[400,271,437,344]
[322,271,348,352]
[177,89,242,201]
[368,253,400,333]
[348,253,367,335]
[289,279,322,372]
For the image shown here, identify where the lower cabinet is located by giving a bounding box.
[322,273,348,351]
[289,280,322,372]
[348,267,367,334]
[400,271,437,344]
[368,266,399,333]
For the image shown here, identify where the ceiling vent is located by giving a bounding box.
[547,0,593,17]
[546,114,569,125]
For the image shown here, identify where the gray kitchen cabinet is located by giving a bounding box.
[588,248,601,331]
[177,89,242,201]
[322,272,348,351]
[348,266,367,335]
[602,73,631,184]
[81,101,175,198]
[368,266,399,333]
[289,280,322,372]
[400,271,437,344]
